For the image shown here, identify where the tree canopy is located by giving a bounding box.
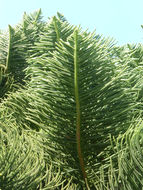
[0,9,143,189]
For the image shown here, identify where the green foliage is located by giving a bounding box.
[0,9,143,189]
[0,9,45,100]
[0,123,44,190]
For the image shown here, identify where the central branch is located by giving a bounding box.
[74,30,87,182]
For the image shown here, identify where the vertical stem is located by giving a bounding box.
[5,25,12,73]
[74,29,89,188]
[53,16,60,43]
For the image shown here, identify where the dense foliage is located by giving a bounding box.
[0,9,143,189]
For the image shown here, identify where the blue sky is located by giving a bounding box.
[0,0,143,45]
